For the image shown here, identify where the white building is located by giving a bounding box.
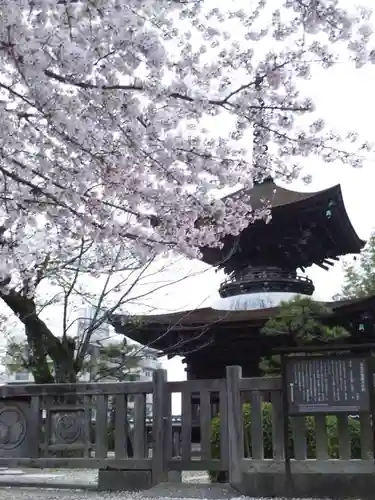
[1,343,34,383]
[77,305,111,345]
[138,347,163,380]
[4,370,33,383]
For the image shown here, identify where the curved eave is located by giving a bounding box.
[221,180,328,210]
[110,294,375,350]
[110,307,278,348]
[332,184,366,254]
[330,295,375,315]
[111,306,279,328]
[200,183,365,267]
[111,295,375,333]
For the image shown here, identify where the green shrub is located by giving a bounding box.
[209,403,361,483]
[108,425,115,451]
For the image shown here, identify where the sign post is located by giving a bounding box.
[277,344,375,493]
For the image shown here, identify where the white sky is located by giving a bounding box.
[1,1,375,412]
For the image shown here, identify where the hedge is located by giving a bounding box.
[209,402,361,482]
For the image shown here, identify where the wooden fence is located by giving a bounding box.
[0,366,374,490]
[227,366,375,482]
[0,377,157,470]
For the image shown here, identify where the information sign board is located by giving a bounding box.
[285,355,370,415]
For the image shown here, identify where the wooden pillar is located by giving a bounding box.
[151,369,168,485]
[185,361,196,380]
[226,365,244,487]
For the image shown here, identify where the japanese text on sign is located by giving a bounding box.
[285,356,369,414]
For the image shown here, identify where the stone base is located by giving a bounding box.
[98,469,152,492]
[237,472,375,499]
[167,470,182,483]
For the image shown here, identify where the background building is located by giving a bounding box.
[76,305,111,345]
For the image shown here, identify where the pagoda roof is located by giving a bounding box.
[110,295,375,350]
[221,178,327,211]
[325,295,375,314]
[201,180,365,271]
[113,306,277,329]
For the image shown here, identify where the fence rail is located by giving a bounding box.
[0,366,374,487]
[0,381,154,397]
[0,379,154,471]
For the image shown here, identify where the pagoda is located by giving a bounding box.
[110,178,375,380]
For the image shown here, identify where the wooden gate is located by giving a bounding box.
[162,377,229,480]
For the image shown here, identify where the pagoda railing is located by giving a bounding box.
[219,269,314,298]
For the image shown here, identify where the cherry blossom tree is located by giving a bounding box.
[0,0,374,292]
[1,0,374,384]
[1,242,202,383]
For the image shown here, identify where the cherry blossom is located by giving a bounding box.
[0,0,373,290]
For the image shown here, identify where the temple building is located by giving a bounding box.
[111,178,374,380]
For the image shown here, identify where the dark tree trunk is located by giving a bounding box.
[0,290,78,384]
[53,337,78,384]
[25,323,55,384]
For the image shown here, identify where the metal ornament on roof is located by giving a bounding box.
[212,292,310,311]
[252,74,270,181]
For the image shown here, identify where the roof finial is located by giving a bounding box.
[252,73,272,185]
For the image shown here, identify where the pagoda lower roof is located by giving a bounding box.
[110,295,375,349]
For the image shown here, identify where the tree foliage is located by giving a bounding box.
[0,1,374,290]
[335,232,375,299]
[259,296,349,375]
[209,402,361,483]
[87,339,145,382]
[261,296,349,343]
[5,336,145,383]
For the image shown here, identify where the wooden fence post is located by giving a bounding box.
[152,369,168,485]
[226,365,244,486]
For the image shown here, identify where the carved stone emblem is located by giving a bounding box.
[0,406,27,450]
[54,413,82,444]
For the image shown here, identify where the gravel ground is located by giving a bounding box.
[0,470,333,499]
[0,469,208,486]
[0,488,335,500]
[0,487,249,500]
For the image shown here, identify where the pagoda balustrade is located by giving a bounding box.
[219,267,314,298]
